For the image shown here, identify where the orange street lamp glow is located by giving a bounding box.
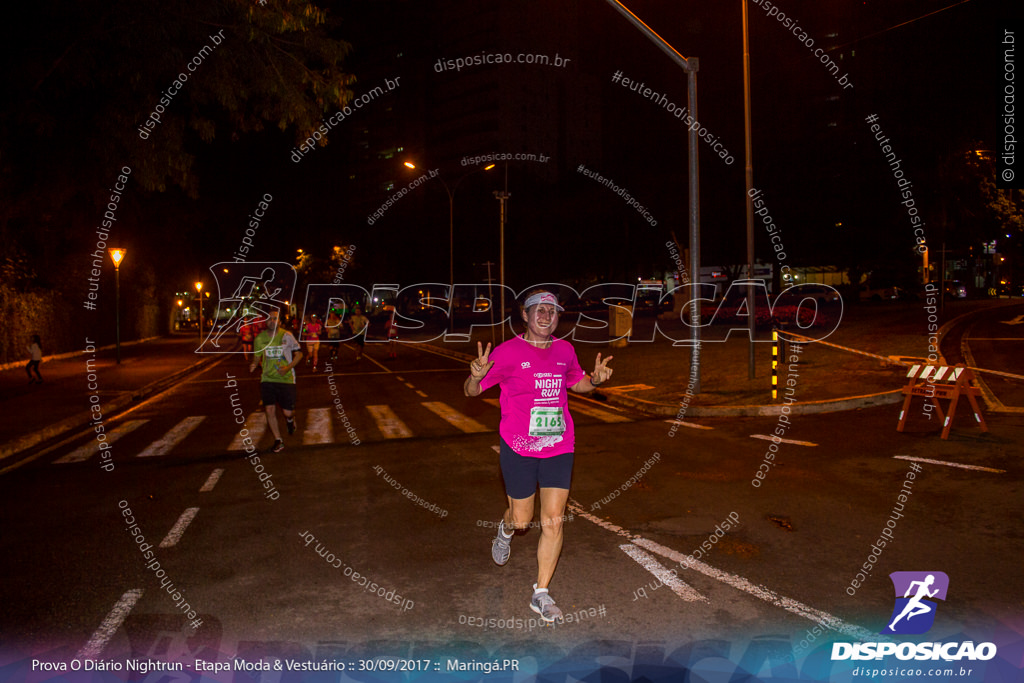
[195,281,203,293]
[108,248,126,269]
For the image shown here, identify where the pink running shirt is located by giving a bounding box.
[478,335,586,458]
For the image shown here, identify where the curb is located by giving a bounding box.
[0,351,223,463]
[418,341,904,417]
[0,335,164,372]
[603,388,904,418]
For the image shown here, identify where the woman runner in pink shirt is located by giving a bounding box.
[464,289,613,622]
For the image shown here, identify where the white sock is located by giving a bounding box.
[500,520,513,538]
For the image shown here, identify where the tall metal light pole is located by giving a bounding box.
[404,161,494,291]
[742,0,758,379]
[195,281,204,345]
[108,248,126,364]
[493,189,510,343]
[604,0,702,392]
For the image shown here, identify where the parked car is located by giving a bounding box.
[858,284,901,301]
[943,281,967,299]
[789,284,842,305]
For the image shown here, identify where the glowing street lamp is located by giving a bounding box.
[195,281,204,342]
[108,248,126,363]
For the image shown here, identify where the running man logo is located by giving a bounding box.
[881,571,949,635]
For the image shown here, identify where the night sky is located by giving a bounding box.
[1,0,1011,337]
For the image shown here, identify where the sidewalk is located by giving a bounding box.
[0,334,221,462]
[0,299,1002,463]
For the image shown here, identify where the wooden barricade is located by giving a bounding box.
[896,363,987,440]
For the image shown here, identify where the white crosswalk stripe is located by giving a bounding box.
[55,419,149,464]
[137,416,206,457]
[421,401,490,433]
[228,412,267,451]
[366,405,414,439]
[53,395,637,465]
[302,407,334,445]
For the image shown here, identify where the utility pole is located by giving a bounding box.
[494,190,510,343]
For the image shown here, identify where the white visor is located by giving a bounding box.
[523,291,564,311]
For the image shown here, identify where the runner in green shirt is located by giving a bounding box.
[249,310,303,453]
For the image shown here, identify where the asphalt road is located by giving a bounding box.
[2,341,1021,679]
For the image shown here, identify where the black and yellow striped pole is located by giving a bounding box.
[771,328,779,401]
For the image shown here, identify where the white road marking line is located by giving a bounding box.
[568,501,879,641]
[228,412,266,451]
[570,401,633,423]
[750,434,818,447]
[302,407,334,445]
[366,405,414,439]
[137,416,207,457]
[396,376,405,381]
[893,455,1005,473]
[491,444,500,453]
[404,382,417,390]
[484,398,501,409]
[159,507,200,548]
[416,390,428,398]
[75,589,144,659]
[619,544,706,602]
[664,419,714,431]
[422,401,490,433]
[363,353,391,372]
[55,419,149,464]
[200,469,225,492]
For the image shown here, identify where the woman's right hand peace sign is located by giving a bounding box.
[469,341,494,380]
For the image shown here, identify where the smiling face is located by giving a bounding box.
[523,303,558,341]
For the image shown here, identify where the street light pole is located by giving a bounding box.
[742,0,757,380]
[403,161,494,294]
[604,0,702,392]
[195,281,204,345]
[108,248,126,364]
[494,190,510,343]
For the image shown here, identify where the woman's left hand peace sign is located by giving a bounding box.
[592,352,613,385]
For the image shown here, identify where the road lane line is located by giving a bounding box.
[568,501,879,641]
[55,419,148,464]
[893,455,1005,473]
[416,390,428,398]
[619,544,706,602]
[137,416,207,457]
[363,353,391,372]
[302,407,334,445]
[750,434,818,447]
[366,405,413,439]
[75,588,144,659]
[159,507,200,548]
[664,419,714,431]
[199,469,225,492]
[228,412,266,451]
[421,401,490,433]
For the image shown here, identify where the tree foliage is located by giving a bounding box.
[1,0,354,279]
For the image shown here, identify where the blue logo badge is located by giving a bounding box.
[881,571,949,635]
